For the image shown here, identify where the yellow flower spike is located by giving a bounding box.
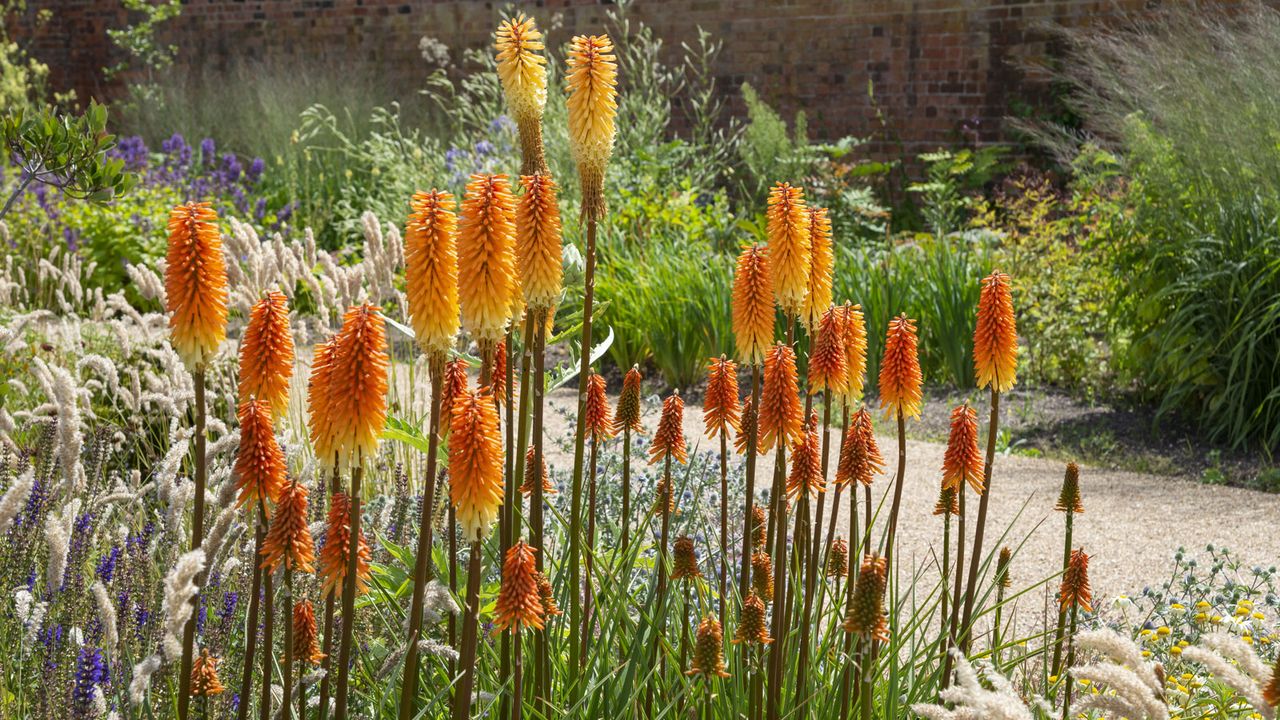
[807,305,848,396]
[405,189,460,358]
[328,304,389,468]
[516,174,564,313]
[238,290,294,420]
[942,403,984,494]
[765,182,811,320]
[565,34,618,221]
[458,174,519,344]
[839,302,868,405]
[732,244,776,366]
[879,314,923,420]
[495,14,549,175]
[974,270,1018,392]
[292,600,326,665]
[802,206,833,333]
[449,389,505,542]
[165,202,228,371]
[759,342,803,453]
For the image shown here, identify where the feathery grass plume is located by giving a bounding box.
[494,541,545,633]
[458,174,519,344]
[129,655,163,706]
[934,486,959,516]
[808,304,848,396]
[1055,462,1084,513]
[942,403,983,493]
[974,270,1018,392]
[495,14,549,175]
[613,365,644,435]
[307,334,339,466]
[535,571,562,617]
[234,398,287,509]
[844,554,889,642]
[802,207,833,332]
[0,466,33,536]
[449,388,505,542]
[734,396,758,456]
[585,371,614,440]
[190,648,225,696]
[317,493,372,598]
[836,408,885,488]
[840,303,868,404]
[404,189,460,357]
[879,314,923,420]
[648,391,688,465]
[732,244,776,366]
[704,356,741,438]
[1060,548,1093,612]
[751,551,774,603]
[787,411,824,498]
[516,174,563,310]
[1268,659,1280,710]
[164,202,228,370]
[734,592,773,645]
[765,182,811,319]
[686,615,730,679]
[238,290,294,419]
[1070,628,1170,720]
[293,600,325,664]
[91,581,119,659]
[329,304,389,467]
[439,358,470,436]
[751,505,767,550]
[519,444,555,496]
[759,342,802,452]
[672,536,702,580]
[260,480,315,573]
[912,649,1038,720]
[827,537,849,578]
[161,549,207,661]
[1180,634,1272,719]
[565,34,617,220]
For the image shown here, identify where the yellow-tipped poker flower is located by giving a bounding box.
[827,537,849,579]
[839,302,868,405]
[648,391,688,466]
[879,314,923,421]
[844,554,890,643]
[942,403,984,494]
[328,305,389,468]
[933,485,959,516]
[260,479,315,574]
[449,388,505,542]
[458,174,519,345]
[704,356,741,440]
[517,174,564,313]
[234,398,286,509]
[613,365,644,436]
[686,615,730,679]
[405,189,460,359]
[765,182,811,320]
[836,408,885,489]
[759,342,803,453]
[565,34,618,221]
[975,270,1018,392]
[802,206,833,333]
[306,334,339,469]
[238,290,294,420]
[808,305,848,397]
[786,412,824,499]
[495,14,549,175]
[732,244,775,367]
[317,492,372,598]
[165,202,228,371]
[494,540,544,634]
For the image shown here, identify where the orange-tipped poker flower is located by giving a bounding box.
[449,389,505,542]
[879,314,923,420]
[750,505,767,551]
[933,486,959,516]
[808,305,848,396]
[517,174,563,311]
[734,396,758,456]
[827,537,849,578]
[759,342,803,453]
[836,408,885,488]
[190,648,225,697]
[751,551,774,603]
[565,34,617,220]
[165,202,228,371]
[687,615,730,679]
[260,480,315,573]
[439,357,470,434]
[585,371,614,441]
[844,554,890,643]
[704,356,741,439]
[974,270,1018,392]
[802,206,833,333]
[942,403,983,494]
[1264,660,1280,708]
[238,290,294,419]
[492,339,511,407]
[1055,462,1084,514]
[494,540,544,634]
[766,183,811,320]
[840,303,868,405]
[732,244,776,366]
[612,365,643,435]
[733,592,773,645]
[293,600,326,665]
[328,305,389,467]
[1060,548,1092,612]
[317,492,372,598]
[648,391,688,465]
[307,335,339,468]
[495,14,549,175]
[671,536,702,580]
[787,412,824,499]
[458,174,519,344]
[520,444,555,496]
[405,190,460,358]
[234,398,286,509]
[536,571,562,617]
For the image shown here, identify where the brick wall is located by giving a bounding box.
[17,0,1163,157]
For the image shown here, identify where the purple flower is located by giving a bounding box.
[200,138,216,165]
[95,545,121,584]
[73,646,108,718]
[254,197,267,222]
[247,157,265,183]
[474,140,495,157]
[110,135,150,172]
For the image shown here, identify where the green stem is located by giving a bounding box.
[178,367,207,720]
[959,389,1000,652]
[567,218,598,689]
[334,462,364,720]
[737,366,762,605]
[1051,511,1074,677]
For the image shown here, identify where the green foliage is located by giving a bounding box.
[0,2,61,112]
[105,0,181,83]
[908,147,1009,237]
[738,82,818,199]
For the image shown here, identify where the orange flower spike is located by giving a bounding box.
[807,305,848,396]
[190,648,225,697]
[734,395,758,456]
[405,189,460,358]
[520,444,555,496]
[565,34,618,220]
[703,356,741,439]
[732,592,773,645]
[765,182,811,320]
[517,174,564,311]
[317,492,372,598]
[260,480,315,573]
[751,551,774,603]
[536,571,562,617]
[974,270,1018,392]
[585,371,614,441]
[1060,548,1093,613]
[844,554,890,643]
[841,303,868,404]
[836,408,886,488]
[238,290,294,420]
[493,540,545,634]
[933,486,959,516]
[802,206,833,333]
[449,389,505,542]
[878,314,923,420]
[328,305,389,467]
[827,537,849,578]
[492,339,510,408]
[787,412,824,499]
[165,202,228,371]
[648,391,688,465]
[234,398,287,509]
[458,174,519,343]
[438,357,470,436]
[612,365,644,435]
[732,244,775,366]
[671,536,702,580]
[307,335,339,468]
[758,342,803,453]
[293,600,326,665]
[495,14,549,175]
[686,614,730,679]
[942,403,984,494]
[1055,462,1084,514]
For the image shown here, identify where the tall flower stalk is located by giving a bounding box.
[495,14,549,176]
[878,314,922,571]
[704,355,740,628]
[824,303,867,563]
[581,370,614,666]
[260,476,314,720]
[1059,548,1093,719]
[940,403,983,686]
[1051,463,1084,677]
[613,365,643,556]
